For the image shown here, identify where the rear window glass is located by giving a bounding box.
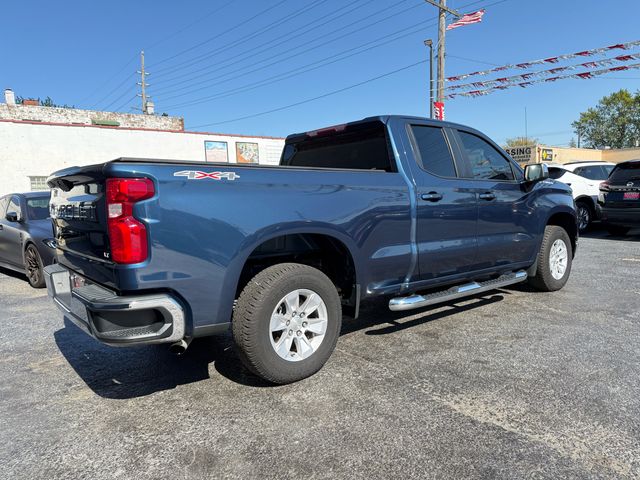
[281,122,395,172]
[609,162,640,183]
[26,196,50,220]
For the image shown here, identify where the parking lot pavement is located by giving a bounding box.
[0,230,639,480]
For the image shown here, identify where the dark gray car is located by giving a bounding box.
[0,191,54,287]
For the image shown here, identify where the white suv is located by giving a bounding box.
[547,161,616,232]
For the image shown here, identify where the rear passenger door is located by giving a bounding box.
[451,129,537,269]
[405,123,479,281]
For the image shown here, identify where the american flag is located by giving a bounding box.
[446,9,485,31]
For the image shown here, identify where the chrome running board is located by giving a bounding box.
[389,270,527,312]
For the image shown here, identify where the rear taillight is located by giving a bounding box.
[105,178,154,264]
[599,181,610,192]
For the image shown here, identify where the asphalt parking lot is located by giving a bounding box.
[1,229,639,479]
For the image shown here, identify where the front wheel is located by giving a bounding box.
[25,244,45,288]
[528,225,572,292]
[232,263,342,384]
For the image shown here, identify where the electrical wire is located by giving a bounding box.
[188,59,426,129]
[152,0,408,85]
[159,0,503,107]
[151,0,294,71]
[162,19,438,109]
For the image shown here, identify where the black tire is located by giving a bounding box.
[606,225,630,236]
[25,244,45,288]
[575,201,592,233]
[232,263,342,384]
[528,225,572,292]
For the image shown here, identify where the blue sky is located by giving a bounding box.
[2,0,639,144]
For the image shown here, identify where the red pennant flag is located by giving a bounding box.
[576,72,593,79]
[614,55,634,61]
[544,57,559,63]
[610,66,629,71]
[607,44,626,50]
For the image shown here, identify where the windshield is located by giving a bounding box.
[26,196,50,220]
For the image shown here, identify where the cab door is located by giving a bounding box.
[450,129,538,269]
[402,123,479,282]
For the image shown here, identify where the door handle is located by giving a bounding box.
[421,192,443,202]
[479,192,496,201]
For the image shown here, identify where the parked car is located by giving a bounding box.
[547,161,616,232]
[0,191,54,287]
[598,159,640,235]
[43,116,577,384]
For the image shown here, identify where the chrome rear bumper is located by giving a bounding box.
[44,264,186,346]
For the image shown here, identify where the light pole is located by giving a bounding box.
[424,39,434,118]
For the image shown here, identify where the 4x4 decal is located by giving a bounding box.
[174,170,240,181]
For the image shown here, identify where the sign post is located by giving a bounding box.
[434,101,445,120]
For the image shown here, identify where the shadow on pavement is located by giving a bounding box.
[55,292,508,397]
[0,266,28,282]
[581,225,640,242]
[54,318,272,398]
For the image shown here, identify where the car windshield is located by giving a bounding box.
[26,196,50,220]
[609,162,640,183]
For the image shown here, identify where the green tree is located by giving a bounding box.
[572,89,640,148]
[504,136,539,147]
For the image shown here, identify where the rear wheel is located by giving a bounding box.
[25,244,45,288]
[606,225,630,236]
[232,263,342,384]
[528,225,572,292]
[576,201,592,233]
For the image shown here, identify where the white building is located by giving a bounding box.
[0,91,285,194]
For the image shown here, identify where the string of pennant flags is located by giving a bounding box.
[445,54,640,92]
[446,62,640,99]
[445,40,640,82]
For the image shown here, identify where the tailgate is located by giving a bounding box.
[48,164,115,286]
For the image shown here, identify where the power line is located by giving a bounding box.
[78,1,235,108]
[103,85,137,111]
[162,19,439,109]
[151,0,294,72]
[188,59,427,129]
[154,0,424,98]
[151,0,371,87]
[144,0,236,51]
[157,0,498,108]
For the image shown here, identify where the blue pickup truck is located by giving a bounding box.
[44,116,577,383]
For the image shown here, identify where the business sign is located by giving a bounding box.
[541,148,554,162]
[434,101,445,120]
[504,145,535,164]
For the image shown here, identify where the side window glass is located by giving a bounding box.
[458,131,515,181]
[410,125,457,177]
[8,196,22,218]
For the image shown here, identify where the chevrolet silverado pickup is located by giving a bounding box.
[44,116,577,384]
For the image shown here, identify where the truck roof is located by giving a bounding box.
[286,115,484,143]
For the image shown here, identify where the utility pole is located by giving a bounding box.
[423,1,461,115]
[137,50,150,114]
[424,39,434,118]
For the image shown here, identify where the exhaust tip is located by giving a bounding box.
[168,338,190,355]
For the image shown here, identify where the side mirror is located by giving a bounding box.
[5,211,20,222]
[524,163,549,183]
